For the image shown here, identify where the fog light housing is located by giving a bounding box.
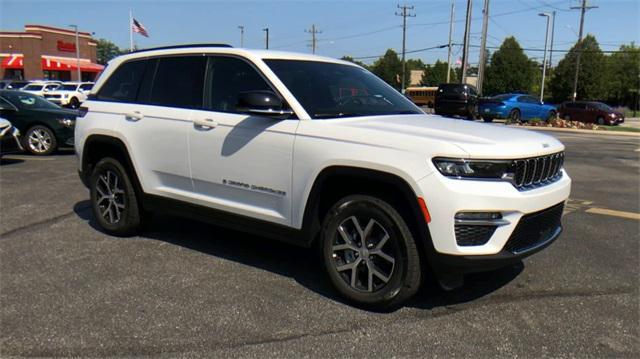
[455,212,502,220]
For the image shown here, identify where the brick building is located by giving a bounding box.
[0,24,104,82]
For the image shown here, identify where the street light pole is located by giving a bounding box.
[238,25,245,47]
[69,24,81,82]
[446,0,455,83]
[539,13,551,102]
[263,28,269,49]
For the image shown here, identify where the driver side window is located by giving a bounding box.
[205,56,272,113]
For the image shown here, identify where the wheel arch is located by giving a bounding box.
[300,166,432,254]
[81,134,144,198]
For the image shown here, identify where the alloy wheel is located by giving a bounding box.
[332,216,397,292]
[27,128,52,154]
[95,170,126,224]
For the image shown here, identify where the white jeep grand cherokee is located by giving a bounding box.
[75,44,571,308]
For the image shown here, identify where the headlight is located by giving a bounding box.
[58,118,75,127]
[609,113,615,117]
[432,158,514,180]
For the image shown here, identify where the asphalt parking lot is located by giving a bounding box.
[1,131,638,357]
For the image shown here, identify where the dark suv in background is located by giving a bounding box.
[558,101,624,126]
[434,83,478,120]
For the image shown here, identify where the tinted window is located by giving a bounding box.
[266,60,420,119]
[438,84,467,96]
[206,56,271,113]
[148,56,206,108]
[96,60,147,102]
[1,91,60,110]
[492,94,514,101]
[60,84,78,91]
[80,84,93,91]
[23,84,44,91]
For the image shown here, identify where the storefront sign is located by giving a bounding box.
[57,40,76,52]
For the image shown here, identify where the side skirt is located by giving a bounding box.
[141,194,312,248]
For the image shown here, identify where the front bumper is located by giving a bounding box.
[415,170,571,274]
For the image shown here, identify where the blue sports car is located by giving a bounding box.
[478,94,557,123]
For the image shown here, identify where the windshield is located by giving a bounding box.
[1,91,61,110]
[594,102,612,111]
[60,84,79,91]
[23,84,44,91]
[264,60,422,119]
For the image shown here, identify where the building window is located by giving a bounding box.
[3,69,24,80]
[43,70,71,81]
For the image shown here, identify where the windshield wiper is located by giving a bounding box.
[313,112,367,119]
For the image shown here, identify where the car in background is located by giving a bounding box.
[0,117,23,158]
[434,83,478,119]
[479,94,557,123]
[0,90,76,155]
[44,82,94,109]
[558,101,624,126]
[405,86,438,108]
[20,82,61,97]
[0,80,30,90]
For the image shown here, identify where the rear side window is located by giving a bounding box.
[148,56,206,108]
[96,60,147,102]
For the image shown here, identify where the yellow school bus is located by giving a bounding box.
[405,86,438,107]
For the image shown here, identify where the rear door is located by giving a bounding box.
[188,56,298,225]
[95,56,205,198]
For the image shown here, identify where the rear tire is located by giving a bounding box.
[597,116,605,125]
[509,109,521,123]
[483,116,494,123]
[563,114,571,121]
[89,157,142,237]
[547,110,557,122]
[320,195,422,309]
[69,97,80,109]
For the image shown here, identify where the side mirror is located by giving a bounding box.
[237,91,293,118]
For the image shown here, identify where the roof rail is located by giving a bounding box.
[131,43,233,54]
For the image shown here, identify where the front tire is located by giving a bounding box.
[509,109,521,123]
[597,116,605,125]
[89,157,141,237]
[69,97,80,109]
[321,195,422,309]
[23,125,57,156]
[547,110,557,122]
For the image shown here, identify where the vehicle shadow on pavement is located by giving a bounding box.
[73,200,523,312]
[0,157,25,166]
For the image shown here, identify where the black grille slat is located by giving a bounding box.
[512,151,564,190]
[503,202,564,253]
[455,225,497,246]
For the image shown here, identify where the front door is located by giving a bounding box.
[188,56,298,226]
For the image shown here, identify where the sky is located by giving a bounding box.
[1,0,638,66]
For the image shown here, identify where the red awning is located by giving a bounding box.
[41,57,104,73]
[1,55,24,69]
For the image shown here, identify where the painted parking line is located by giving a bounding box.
[585,207,640,221]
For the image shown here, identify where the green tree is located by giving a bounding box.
[370,49,403,89]
[549,34,607,102]
[605,43,640,108]
[421,60,456,86]
[340,56,368,69]
[96,38,123,65]
[484,37,534,95]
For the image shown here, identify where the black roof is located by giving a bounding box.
[131,43,232,54]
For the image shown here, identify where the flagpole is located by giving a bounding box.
[129,9,133,52]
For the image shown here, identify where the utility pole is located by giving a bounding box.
[263,28,269,49]
[476,0,490,95]
[395,3,415,93]
[69,24,81,82]
[446,0,455,83]
[238,25,244,47]
[305,24,322,54]
[539,13,552,102]
[570,0,598,101]
[460,0,473,84]
[548,11,556,68]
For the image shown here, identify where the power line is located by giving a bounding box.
[351,44,449,60]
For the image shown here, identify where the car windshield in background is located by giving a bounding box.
[594,102,612,111]
[492,94,514,101]
[264,60,421,119]
[23,85,43,91]
[1,91,60,110]
[60,84,78,91]
[80,84,93,91]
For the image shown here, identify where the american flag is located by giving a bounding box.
[132,18,149,37]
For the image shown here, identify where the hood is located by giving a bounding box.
[329,114,564,159]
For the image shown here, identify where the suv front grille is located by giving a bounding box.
[503,202,564,254]
[512,152,564,190]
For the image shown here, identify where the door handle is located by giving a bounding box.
[193,118,218,129]
[124,111,144,122]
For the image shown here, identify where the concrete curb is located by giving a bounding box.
[507,125,640,137]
